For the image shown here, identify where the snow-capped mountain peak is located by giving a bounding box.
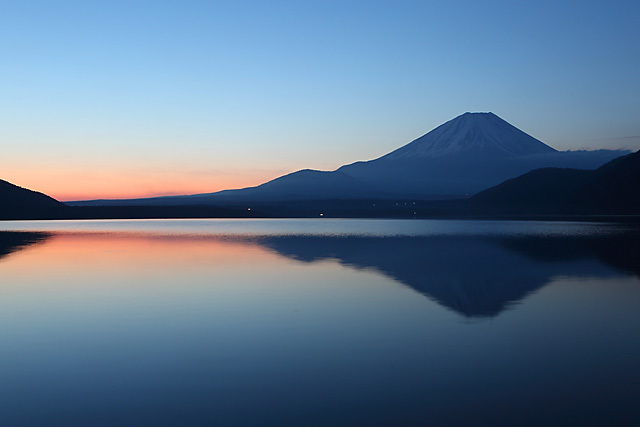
[381,112,557,160]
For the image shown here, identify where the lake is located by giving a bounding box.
[1,219,639,426]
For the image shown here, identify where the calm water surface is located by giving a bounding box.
[0,219,639,426]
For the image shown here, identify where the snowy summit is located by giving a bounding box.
[381,112,557,160]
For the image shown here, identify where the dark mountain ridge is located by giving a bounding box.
[178,169,385,203]
[471,150,640,213]
[0,179,65,219]
[0,179,61,208]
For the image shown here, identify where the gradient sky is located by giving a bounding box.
[2,0,639,201]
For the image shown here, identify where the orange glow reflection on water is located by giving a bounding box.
[0,232,291,289]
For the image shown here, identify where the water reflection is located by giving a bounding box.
[252,234,639,317]
[0,223,639,426]
[2,228,637,319]
[501,234,640,277]
[0,231,49,261]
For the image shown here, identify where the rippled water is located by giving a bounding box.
[1,219,639,426]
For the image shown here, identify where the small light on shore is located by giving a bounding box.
[320,213,324,216]
[247,208,251,211]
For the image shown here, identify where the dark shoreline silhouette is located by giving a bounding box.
[3,200,640,222]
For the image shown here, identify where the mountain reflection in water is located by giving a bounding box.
[252,233,640,318]
[0,229,637,318]
[0,231,49,261]
[1,222,639,426]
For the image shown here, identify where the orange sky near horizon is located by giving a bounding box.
[2,166,288,202]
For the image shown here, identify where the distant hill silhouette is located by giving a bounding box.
[0,179,65,219]
[178,169,384,203]
[69,112,627,206]
[471,150,640,214]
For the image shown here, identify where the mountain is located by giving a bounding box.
[0,179,65,219]
[69,112,628,206]
[336,112,625,197]
[372,112,556,159]
[471,150,640,213]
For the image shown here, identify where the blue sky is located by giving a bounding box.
[1,0,639,200]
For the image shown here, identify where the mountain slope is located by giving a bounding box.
[181,169,384,203]
[71,170,383,206]
[471,150,640,213]
[577,150,640,210]
[0,179,61,208]
[0,181,65,219]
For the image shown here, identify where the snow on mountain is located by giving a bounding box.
[380,112,556,160]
